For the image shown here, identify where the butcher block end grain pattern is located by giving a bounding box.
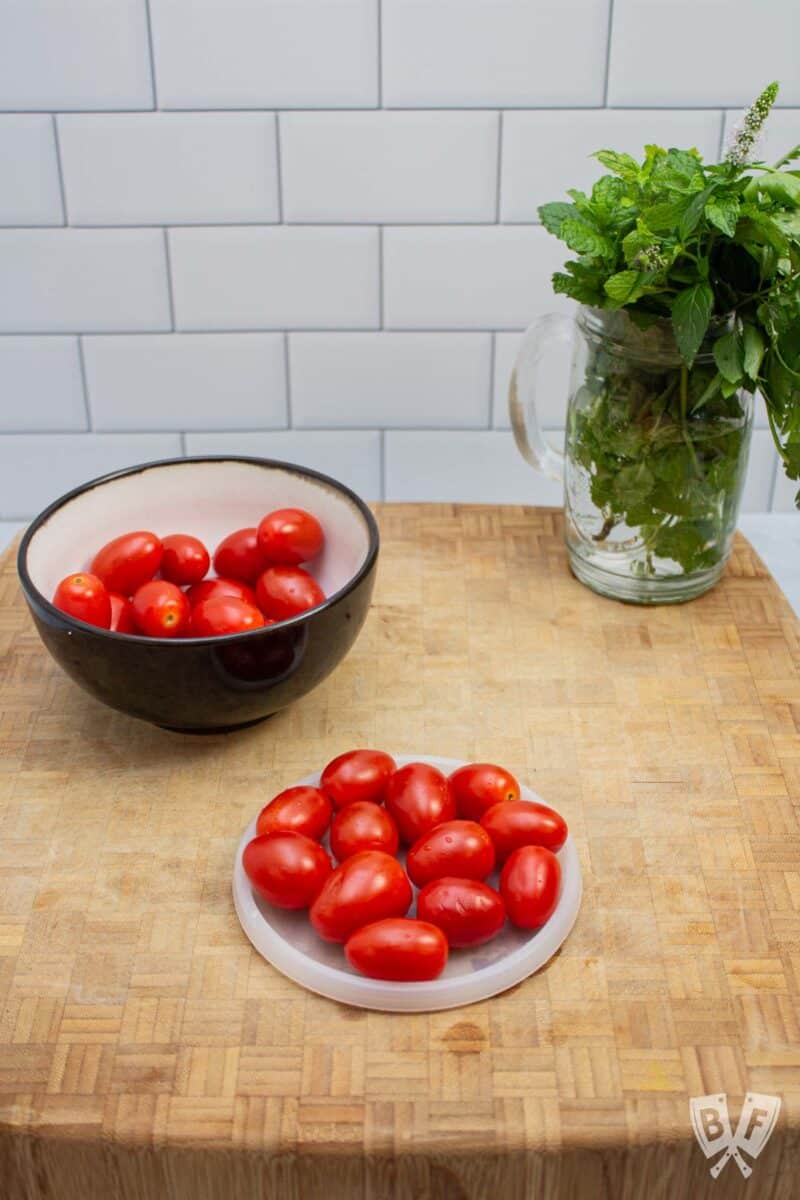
[1,505,800,1200]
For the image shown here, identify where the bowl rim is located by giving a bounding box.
[17,454,380,647]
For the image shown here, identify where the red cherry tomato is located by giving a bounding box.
[384,763,456,845]
[160,534,210,586]
[108,591,137,633]
[321,749,397,810]
[449,762,520,822]
[52,573,111,628]
[255,786,332,841]
[309,850,412,943]
[500,845,561,929]
[190,595,265,637]
[132,580,190,638]
[256,566,325,621]
[91,530,162,595]
[417,877,506,948]
[406,820,495,888]
[257,508,324,566]
[243,832,332,910]
[345,918,448,982]
[480,800,568,863]
[330,802,399,862]
[213,528,264,584]
[185,577,258,609]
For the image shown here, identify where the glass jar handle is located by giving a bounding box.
[508,313,575,481]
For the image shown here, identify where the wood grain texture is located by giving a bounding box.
[1,505,800,1199]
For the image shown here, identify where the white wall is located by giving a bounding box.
[0,0,798,516]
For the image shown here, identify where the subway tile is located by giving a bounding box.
[385,430,564,503]
[0,0,153,111]
[771,462,800,514]
[383,0,609,107]
[83,334,287,432]
[741,431,778,513]
[492,331,572,430]
[150,0,377,109]
[58,114,279,226]
[281,112,498,223]
[0,229,170,334]
[721,108,800,167]
[0,433,181,520]
[169,227,379,331]
[289,333,491,428]
[0,117,63,226]
[185,430,381,501]
[608,0,800,107]
[384,226,576,330]
[0,337,86,432]
[501,110,723,222]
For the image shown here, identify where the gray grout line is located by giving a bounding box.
[51,116,68,226]
[163,229,176,330]
[76,336,92,431]
[143,0,159,110]
[179,432,187,456]
[274,114,284,223]
[378,226,384,329]
[602,0,615,106]
[494,111,504,223]
[488,333,496,429]
[379,429,386,501]
[767,451,780,511]
[283,333,293,428]
[4,104,792,114]
[0,327,532,336]
[717,109,728,160]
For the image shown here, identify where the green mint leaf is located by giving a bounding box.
[593,150,640,182]
[560,219,611,258]
[744,169,800,206]
[538,201,578,236]
[742,324,766,380]
[672,282,714,366]
[641,199,688,232]
[706,195,740,237]
[679,186,714,241]
[603,270,646,307]
[713,331,744,383]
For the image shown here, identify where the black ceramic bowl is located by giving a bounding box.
[18,456,379,733]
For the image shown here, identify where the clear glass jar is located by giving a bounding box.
[510,306,754,604]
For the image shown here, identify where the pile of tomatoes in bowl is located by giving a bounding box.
[241,750,568,983]
[50,507,327,638]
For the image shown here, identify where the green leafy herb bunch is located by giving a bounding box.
[540,80,800,545]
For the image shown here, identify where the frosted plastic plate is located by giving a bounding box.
[233,755,582,1012]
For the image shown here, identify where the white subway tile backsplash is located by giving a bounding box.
[0,230,171,334]
[384,226,576,330]
[185,430,381,500]
[58,114,279,226]
[385,430,564,504]
[772,465,799,514]
[0,338,86,432]
[83,334,287,432]
[150,0,378,110]
[382,0,609,108]
[289,333,490,428]
[169,227,379,331]
[492,331,572,430]
[501,110,723,223]
[721,108,800,168]
[0,0,153,111]
[0,117,63,226]
[281,112,498,223]
[0,433,181,520]
[608,0,800,107]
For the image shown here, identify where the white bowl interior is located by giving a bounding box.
[25,459,372,604]
[233,756,582,1013]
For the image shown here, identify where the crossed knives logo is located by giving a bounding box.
[690,1093,781,1179]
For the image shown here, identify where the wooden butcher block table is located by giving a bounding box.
[1,505,800,1200]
